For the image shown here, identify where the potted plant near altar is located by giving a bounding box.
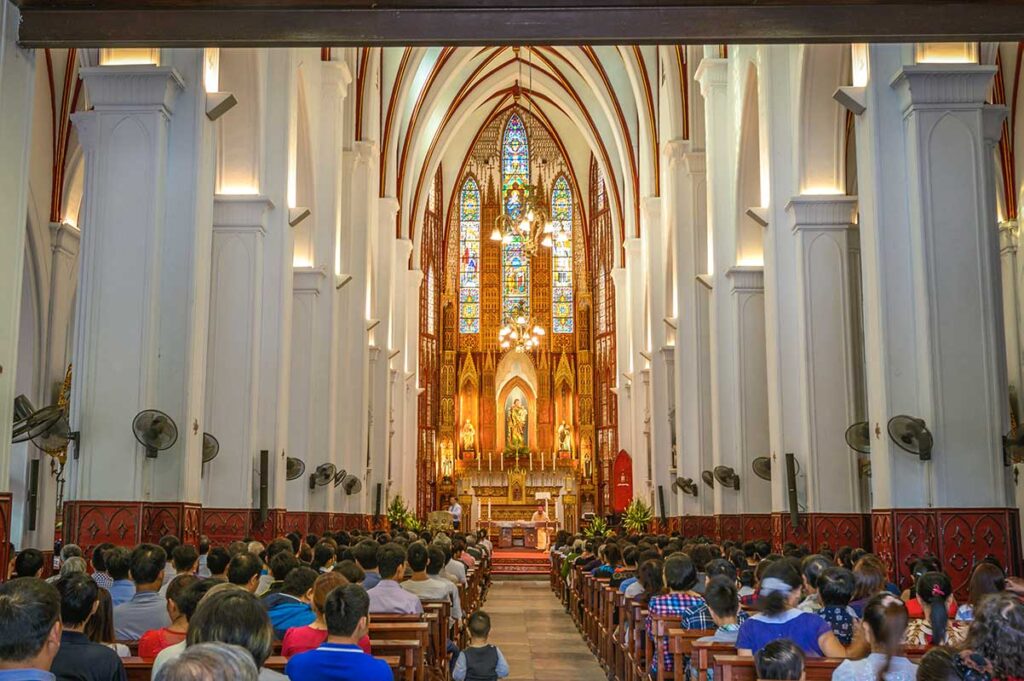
[622,497,654,534]
[584,516,611,539]
[386,495,412,531]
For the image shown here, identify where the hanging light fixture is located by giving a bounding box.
[498,301,545,352]
[490,46,554,258]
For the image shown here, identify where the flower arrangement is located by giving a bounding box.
[386,495,411,529]
[585,516,610,539]
[622,496,654,534]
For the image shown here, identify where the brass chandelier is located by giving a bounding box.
[498,301,545,352]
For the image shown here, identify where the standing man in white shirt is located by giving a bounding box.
[448,495,463,531]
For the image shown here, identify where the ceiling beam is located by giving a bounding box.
[14,2,1024,47]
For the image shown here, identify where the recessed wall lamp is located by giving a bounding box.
[745,207,770,228]
[205,92,238,121]
[366,319,381,332]
[335,274,353,290]
[389,349,401,361]
[288,207,312,227]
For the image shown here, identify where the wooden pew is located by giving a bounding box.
[666,628,716,681]
[370,640,422,681]
[369,622,429,681]
[714,654,844,681]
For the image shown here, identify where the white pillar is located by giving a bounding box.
[726,266,771,514]
[611,266,633,472]
[644,197,675,516]
[666,141,714,518]
[203,195,273,509]
[787,196,862,513]
[0,5,34,494]
[849,48,1009,509]
[387,237,413,505]
[624,238,648,496]
[69,65,184,502]
[401,268,423,510]
[288,266,326,512]
[337,142,376,514]
[1000,222,1023,412]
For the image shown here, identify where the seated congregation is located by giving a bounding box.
[550,531,1024,681]
[0,528,499,681]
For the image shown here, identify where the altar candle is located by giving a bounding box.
[500,453,503,471]
[488,499,492,519]
[488,452,492,472]
[478,455,481,471]
[530,453,533,471]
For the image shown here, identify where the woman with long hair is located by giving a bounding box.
[903,572,968,647]
[833,593,917,681]
[83,587,130,657]
[955,563,1005,622]
[954,592,1024,681]
[633,558,665,607]
[736,559,866,658]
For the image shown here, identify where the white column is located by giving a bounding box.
[367,197,398,515]
[70,65,183,501]
[787,196,862,513]
[387,237,413,505]
[288,267,326,512]
[152,49,218,504]
[726,266,771,514]
[317,59,352,515]
[610,266,633,470]
[257,49,297,514]
[666,141,713,517]
[644,197,675,515]
[696,56,744,515]
[0,4,35,491]
[400,268,423,510]
[624,238,649,495]
[848,49,1010,509]
[1000,222,1023,410]
[27,222,80,548]
[203,195,273,509]
[337,142,376,514]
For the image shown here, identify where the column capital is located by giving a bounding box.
[293,266,326,295]
[786,194,858,231]
[353,141,378,168]
[694,58,728,98]
[322,61,353,100]
[213,194,274,233]
[407,267,425,288]
[890,64,997,112]
[49,221,81,257]
[683,151,706,176]
[662,138,690,168]
[379,197,401,223]
[641,196,661,227]
[79,65,184,114]
[726,265,764,293]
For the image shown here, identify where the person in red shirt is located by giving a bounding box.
[138,574,199,658]
[282,571,371,658]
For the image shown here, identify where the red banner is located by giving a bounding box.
[611,450,633,513]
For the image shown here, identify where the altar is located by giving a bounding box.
[479,520,559,548]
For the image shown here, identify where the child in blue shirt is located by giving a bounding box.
[453,611,509,681]
[817,566,858,646]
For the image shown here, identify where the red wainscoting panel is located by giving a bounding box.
[741,514,773,543]
[141,503,203,546]
[250,509,285,543]
[812,513,870,552]
[718,515,742,542]
[64,501,145,556]
[308,513,330,537]
[282,512,309,537]
[681,515,703,538]
[698,516,718,540]
[200,508,251,547]
[0,493,11,580]
[872,507,1022,598]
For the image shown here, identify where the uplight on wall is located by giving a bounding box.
[99,48,160,66]
[851,44,869,87]
[915,42,979,64]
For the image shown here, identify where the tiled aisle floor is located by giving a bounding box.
[483,579,606,681]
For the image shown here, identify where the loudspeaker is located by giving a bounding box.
[374,483,383,518]
[27,459,39,532]
[785,452,799,529]
[259,450,269,524]
[657,485,667,524]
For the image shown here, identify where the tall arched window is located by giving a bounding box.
[502,113,530,321]
[458,176,481,334]
[551,175,574,334]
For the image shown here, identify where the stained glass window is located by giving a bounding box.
[502,113,529,219]
[502,113,531,321]
[459,177,480,334]
[551,175,574,334]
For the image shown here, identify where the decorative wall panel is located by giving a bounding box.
[64,501,144,556]
[200,508,251,546]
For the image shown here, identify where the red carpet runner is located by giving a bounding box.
[491,548,551,575]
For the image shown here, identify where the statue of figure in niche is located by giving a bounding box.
[506,398,528,450]
[461,419,476,452]
[580,436,593,479]
[557,421,573,455]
